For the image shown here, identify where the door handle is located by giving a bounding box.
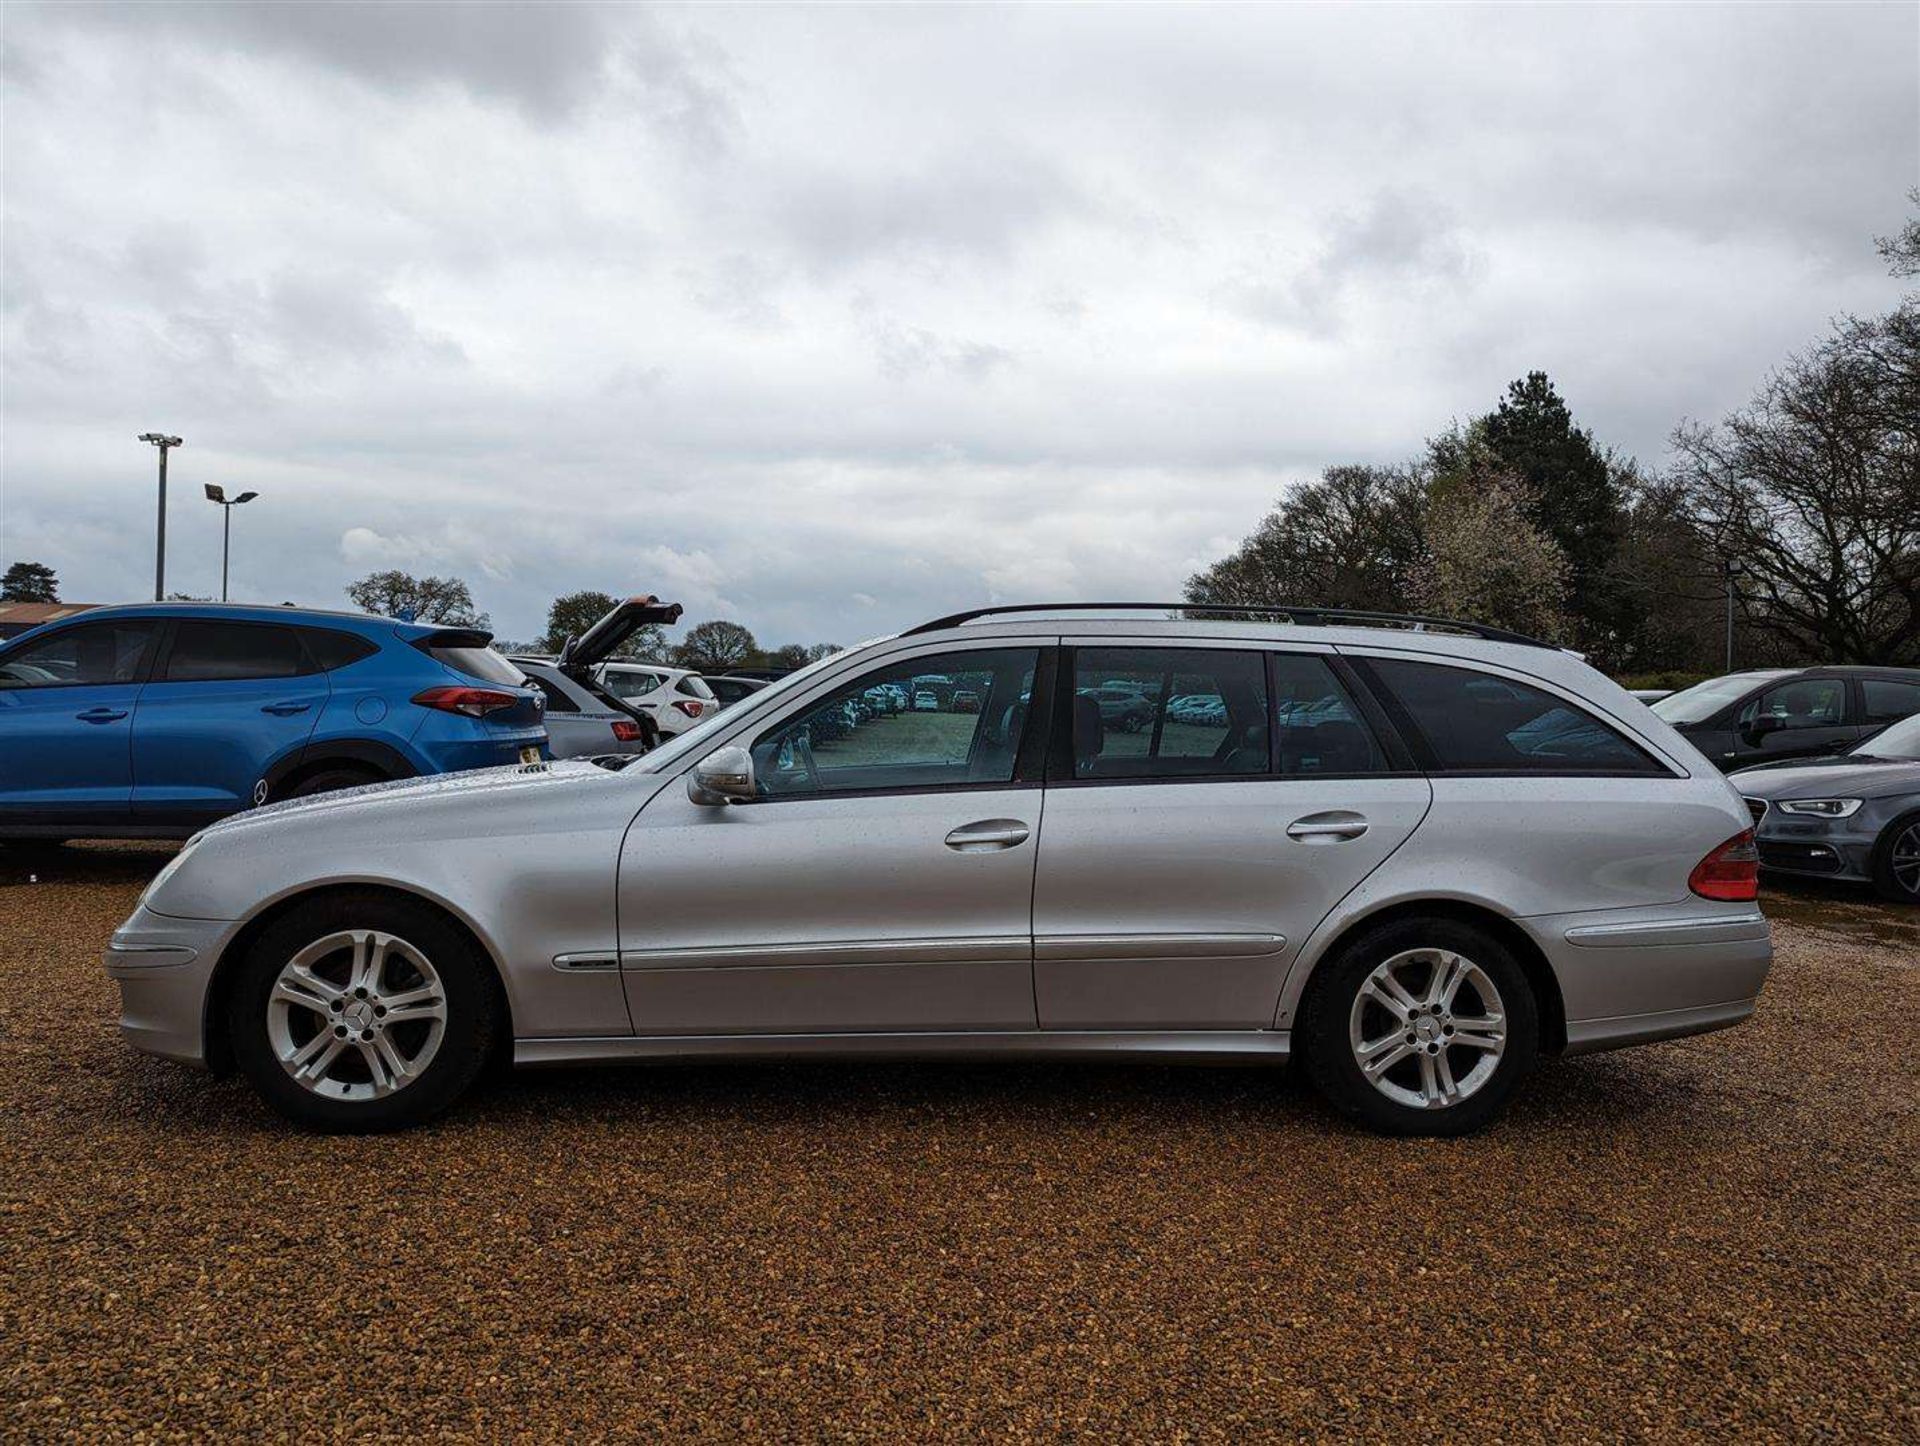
[1286,811,1368,842]
[75,707,128,723]
[944,819,1031,852]
[262,701,312,716]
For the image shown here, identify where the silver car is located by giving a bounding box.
[106,603,1772,1136]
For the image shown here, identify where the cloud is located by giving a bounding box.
[1,2,1914,646]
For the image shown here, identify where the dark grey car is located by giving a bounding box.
[1734,712,1920,903]
[510,658,654,759]
[1650,667,1920,771]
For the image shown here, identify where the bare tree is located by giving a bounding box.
[673,619,757,672]
[1669,305,1919,665]
[1185,465,1427,613]
[345,570,489,629]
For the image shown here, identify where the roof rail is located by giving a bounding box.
[902,602,1556,649]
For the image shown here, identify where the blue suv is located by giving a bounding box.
[0,603,547,839]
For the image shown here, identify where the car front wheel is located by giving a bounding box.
[1871,810,1920,905]
[227,893,499,1132]
[1300,918,1539,1136]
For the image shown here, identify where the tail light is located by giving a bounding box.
[611,720,644,742]
[1690,829,1760,901]
[412,685,524,719]
[672,699,705,718]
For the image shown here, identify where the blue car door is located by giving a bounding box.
[131,619,328,823]
[0,618,162,827]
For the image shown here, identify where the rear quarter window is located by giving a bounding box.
[1365,658,1668,775]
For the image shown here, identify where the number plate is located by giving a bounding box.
[519,746,542,765]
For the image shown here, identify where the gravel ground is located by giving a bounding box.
[2,843,1916,1440]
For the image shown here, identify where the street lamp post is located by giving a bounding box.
[1723,557,1744,673]
[138,433,184,601]
[203,485,260,602]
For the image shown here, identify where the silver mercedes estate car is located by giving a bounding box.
[107,603,1771,1136]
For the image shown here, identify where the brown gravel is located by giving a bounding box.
[2,843,1916,1441]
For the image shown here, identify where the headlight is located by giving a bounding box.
[1775,798,1864,818]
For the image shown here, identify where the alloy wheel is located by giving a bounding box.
[1892,822,1920,897]
[1348,948,1507,1110]
[265,929,448,1101]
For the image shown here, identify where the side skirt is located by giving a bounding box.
[516,1030,1293,1068]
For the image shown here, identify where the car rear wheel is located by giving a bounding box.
[1870,810,1920,905]
[1300,917,1539,1136]
[227,893,499,1132]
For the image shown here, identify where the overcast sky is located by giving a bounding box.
[3,2,1915,646]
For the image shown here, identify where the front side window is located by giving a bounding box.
[751,648,1037,797]
[1862,678,1920,725]
[163,622,309,682]
[1070,647,1269,779]
[1369,658,1664,774]
[1738,678,1847,731]
[0,621,159,688]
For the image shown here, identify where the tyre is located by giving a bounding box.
[284,766,384,800]
[1300,917,1539,1136]
[226,892,500,1132]
[1870,809,1920,905]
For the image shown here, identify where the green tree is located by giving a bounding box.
[1,562,59,603]
[1435,373,1631,661]
[1184,464,1428,613]
[345,571,488,629]
[673,619,757,672]
[539,590,666,660]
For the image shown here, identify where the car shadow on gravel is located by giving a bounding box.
[0,840,179,889]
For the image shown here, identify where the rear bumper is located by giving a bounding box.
[1521,905,1773,1052]
[104,906,233,1069]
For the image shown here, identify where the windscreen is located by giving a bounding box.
[1857,713,1920,760]
[1650,672,1791,725]
[421,638,526,686]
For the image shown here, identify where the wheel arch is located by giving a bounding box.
[263,740,418,802]
[1281,897,1568,1056]
[201,880,515,1075]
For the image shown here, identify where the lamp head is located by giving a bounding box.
[204,484,226,503]
[138,433,183,447]
[235,491,259,505]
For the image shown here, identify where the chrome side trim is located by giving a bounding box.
[103,942,199,972]
[1564,914,1770,949]
[516,1029,1293,1067]
[552,951,621,972]
[619,936,1031,972]
[1033,932,1286,961]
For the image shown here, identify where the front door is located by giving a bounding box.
[0,619,161,828]
[132,619,328,821]
[1724,675,1861,768]
[616,645,1046,1035]
[1032,643,1432,1029]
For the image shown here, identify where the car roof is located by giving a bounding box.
[2,600,438,641]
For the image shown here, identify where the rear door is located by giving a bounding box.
[0,619,161,827]
[1031,641,1432,1030]
[131,620,327,821]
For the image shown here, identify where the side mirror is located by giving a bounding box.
[687,745,756,806]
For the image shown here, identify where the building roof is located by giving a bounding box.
[0,601,99,629]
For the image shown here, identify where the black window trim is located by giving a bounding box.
[0,617,166,690]
[1346,655,1682,780]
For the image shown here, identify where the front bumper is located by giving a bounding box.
[104,906,236,1069]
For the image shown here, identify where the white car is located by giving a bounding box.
[594,663,719,736]
[913,689,939,711]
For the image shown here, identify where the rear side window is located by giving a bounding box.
[1272,654,1388,775]
[602,669,663,699]
[421,640,525,686]
[163,622,310,682]
[1862,678,1920,724]
[1071,647,1268,779]
[676,674,716,700]
[302,628,378,672]
[1367,658,1665,774]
